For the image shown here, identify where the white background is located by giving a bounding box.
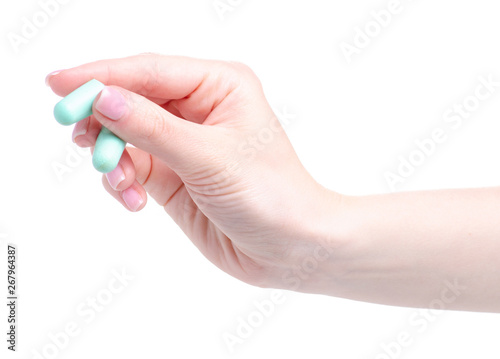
[1,0,500,358]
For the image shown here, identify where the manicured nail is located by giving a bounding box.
[122,187,143,211]
[72,117,89,142]
[106,165,125,190]
[95,87,126,120]
[45,70,63,86]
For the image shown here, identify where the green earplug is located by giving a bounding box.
[92,127,126,173]
[54,79,105,126]
[53,79,126,173]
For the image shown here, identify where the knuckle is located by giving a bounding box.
[227,60,252,74]
[140,57,161,97]
[226,61,262,89]
[210,60,262,93]
[212,60,251,78]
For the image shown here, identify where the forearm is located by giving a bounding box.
[303,186,500,312]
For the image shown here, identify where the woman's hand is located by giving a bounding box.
[47,54,500,312]
[47,54,342,290]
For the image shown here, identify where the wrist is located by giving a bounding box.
[274,182,355,295]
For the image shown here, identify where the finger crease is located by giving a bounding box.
[162,182,185,208]
[141,153,154,187]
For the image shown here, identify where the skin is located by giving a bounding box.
[47,54,500,313]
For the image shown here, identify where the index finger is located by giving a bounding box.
[47,53,221,99]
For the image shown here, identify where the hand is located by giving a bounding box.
[47,54,342,289]
[47,54,500,312]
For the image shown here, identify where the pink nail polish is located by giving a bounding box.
[45,69,63,87]
[122,187,143,212]
[106,165,125,190]
[95,87,126,120]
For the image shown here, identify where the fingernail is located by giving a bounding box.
[106,165,125,190]
[95,87,126,120]
[122,187,143,212]
[72,117,89,142]
[45,69,63,86]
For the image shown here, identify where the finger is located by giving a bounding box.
[72,116,102,147]
[102,146,187,214]
[47,54,208,98]
[91,85,221,176]
[46,53,256,124]
[102,176,147,212]
[125,147,185,208]
[104,148,136,191]
[73,115,184,199]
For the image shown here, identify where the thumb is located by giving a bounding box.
[92,86,214,175]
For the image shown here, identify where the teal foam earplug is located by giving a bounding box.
[92,127,126,173]
[53,79,126,173]
[54,79,105,126]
